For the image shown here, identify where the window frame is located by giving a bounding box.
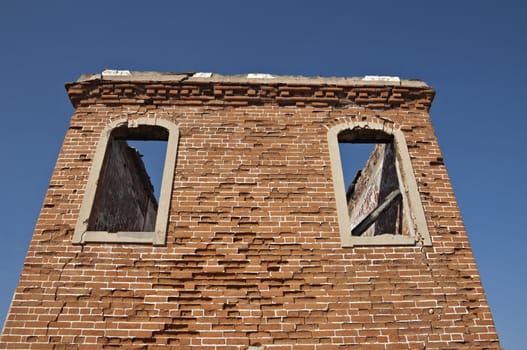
[72,117,179,246]
[327,121,431,247]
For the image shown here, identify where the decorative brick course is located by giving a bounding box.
[1,72,500,349]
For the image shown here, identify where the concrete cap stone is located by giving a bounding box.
[74,71,430,88]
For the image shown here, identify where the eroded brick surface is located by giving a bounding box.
[0,73,501,349]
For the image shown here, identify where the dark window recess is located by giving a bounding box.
[339,129,409,237]
[88,125,168,232]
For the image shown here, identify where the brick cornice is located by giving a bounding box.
[65,78,435,111]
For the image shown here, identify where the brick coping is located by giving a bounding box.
[66,71,435,110]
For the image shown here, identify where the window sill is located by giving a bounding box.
[75,230,166,245]
[341,233,421,247]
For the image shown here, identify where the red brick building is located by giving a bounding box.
[1,71,501,349]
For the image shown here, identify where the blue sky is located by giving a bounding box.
[0,1,525,348]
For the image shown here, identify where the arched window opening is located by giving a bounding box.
[328,122,431,247]
[88,125,168,233]
[73,118,179,246]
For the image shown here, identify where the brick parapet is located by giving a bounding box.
[66,75,435,111]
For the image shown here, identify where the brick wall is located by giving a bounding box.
[0,73,501,349]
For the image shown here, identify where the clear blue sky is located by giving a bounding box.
[0,1,524,348]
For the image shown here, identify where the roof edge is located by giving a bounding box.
[73,70,430,88]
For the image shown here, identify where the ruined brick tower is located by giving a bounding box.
[1,71,501,349]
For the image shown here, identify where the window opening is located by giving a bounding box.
[339,130,408,238]
[73,118,179,246]
[88,126,168,233]
[328,123,431,247]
